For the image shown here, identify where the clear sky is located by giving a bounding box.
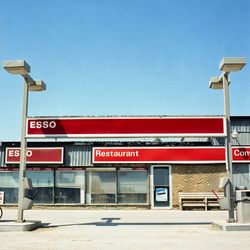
[0,0,249,141]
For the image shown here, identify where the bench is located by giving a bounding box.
[179,192,224,210]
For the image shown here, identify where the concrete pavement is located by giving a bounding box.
[0,208,250,250]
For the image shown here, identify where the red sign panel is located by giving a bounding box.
[232,147,250,162]
[5,147,64,164]
[26,117,226,138]
[93,147,250,164]
[92,147,226,164]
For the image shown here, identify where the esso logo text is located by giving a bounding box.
[8,149,33,158]
[30,121,57,129]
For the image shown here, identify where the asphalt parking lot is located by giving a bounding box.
[0,208,250,250]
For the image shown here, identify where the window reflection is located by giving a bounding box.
[55,171,85,204]
[26,171,54,204]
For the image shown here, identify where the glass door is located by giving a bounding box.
[151,166,171,209]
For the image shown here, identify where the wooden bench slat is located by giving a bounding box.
[179,192,224,210]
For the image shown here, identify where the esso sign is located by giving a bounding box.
[27,117,226,138]
[8,149,33,157]
[5,147,64,164]
[30,120,57,129]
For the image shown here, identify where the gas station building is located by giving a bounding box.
[0,115,249,209]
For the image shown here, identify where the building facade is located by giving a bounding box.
[0,116,250,209]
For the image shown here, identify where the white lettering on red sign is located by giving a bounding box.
[27,117,226,138]
[234,149,250,157]
[93,147,226,164]
[5,147,64,164]
[8,149,33,158]
[30,120,57,129]
[95,149,139,158]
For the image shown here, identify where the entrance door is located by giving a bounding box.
[151,166,171,209]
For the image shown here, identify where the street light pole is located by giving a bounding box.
[17,77,29,222]
[222,73,235,222]
[3,60,46,223]
[209,57,246,223]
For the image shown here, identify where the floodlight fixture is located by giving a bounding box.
[219,57,246,72]
[29,80,46,92]
[209,74,231,89]
[3,60,30,75]
[232,130,239,139]
[209,76,223,89]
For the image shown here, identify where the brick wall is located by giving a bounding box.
[171,164,227,207]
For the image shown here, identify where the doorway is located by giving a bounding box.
[151,166,172,209]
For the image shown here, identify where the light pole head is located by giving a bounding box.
[29,80,46,92]
[3,60,46,92]
[3,60,30,75]
[209,73,231,90]
[219,57,246,72]
[209,76,223,89]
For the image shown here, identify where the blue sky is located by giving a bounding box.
[0,0,250,141]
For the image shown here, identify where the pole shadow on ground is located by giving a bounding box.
[41,217,211,228]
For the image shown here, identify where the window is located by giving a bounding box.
[0,167,149,206]
[55,170,85,204]
[26,170,54,204]
[0,171,19,204]
[86,168,148,205]
[153,167,169,186]
[87,170,116,204]
[118,170,148,203]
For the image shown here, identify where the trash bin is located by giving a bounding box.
[236,190,250,223]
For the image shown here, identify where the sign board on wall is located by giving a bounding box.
[92,147,250,164]
[92,147,226,164]
[155,188,168,202]
[5,147,64,164]
[232,147,250,162]
[26,117,226,138]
